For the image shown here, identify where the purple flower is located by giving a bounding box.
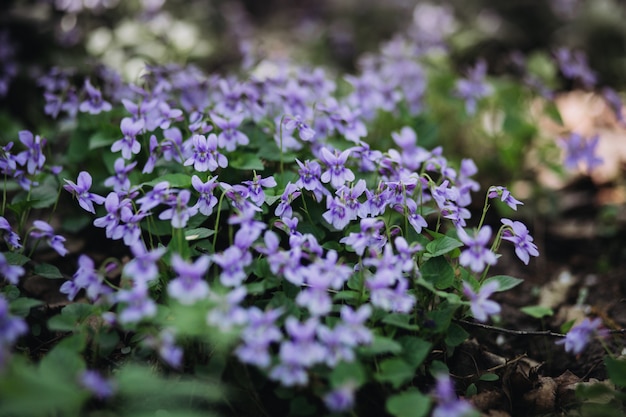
[236,307,283,368]
[0,252,25,285]
[319,147,355,189]
[79,79,112,114]
[79,370,116,399]
[144,136,161,173]
[340,218,386,256]
[501,219,539,265]
[211,112,249,151]
[156,329,183,369]
[454,59,492,115]
[432,374,474,417]
[602,87,625,126]
[183,133,228,172]
[111,117,144,160]
[63,171,106,214]
[335,305,373,346]
[296,159,327,202]
[488,186,523,211]
[369,276,415,313]
[283,115,315,141]
[274,182,301,220]
[158,189,198,229]
[206,287,249,331]
[167,254,211,305]
[111,206,147,246]
[60,255,109,301]
[323,382,356,412]
[556,317,608,355]
[104,158,137,192]
[0,216,21,249]
[191,175,219,215]
[93,192,130,238]
[30,220,68,257]
[554,48,597,89]
[322,195,351,230]
[457,226,497,273]
[559,132,603,172]
[15,130,46,175]
[242,174,277,206]
[213,246,252,287]
[115,284,157,324]
[463,281,501,322]
[0,295,27,346]
[123,242,166,284]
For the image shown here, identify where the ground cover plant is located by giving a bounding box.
[1,1,626,416]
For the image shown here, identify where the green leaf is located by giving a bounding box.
[3,252,30,266]
[520,305,554,319]
[141,173,192,188]
[230,153,265,171]
[445,323,469,347]
[329,361,366,389]
[606,357,626,388]
[47,303,96,331]
[425,236,463,257]
[382,313,420,331]
[375,358,415,389]
[398,336,431,368]
[421,256,454,290]
[184,227,215,241]
[88,131,116,150]
[359,335,403,356]
[29,182,59,209]
[386,388,431,417]
[34,263,64,279]
[479,373,499,382]
[483,275,523,292]
[10,297,43,317]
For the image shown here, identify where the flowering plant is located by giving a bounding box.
[0,1,623,417]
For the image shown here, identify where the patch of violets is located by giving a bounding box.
[0,6,614,415]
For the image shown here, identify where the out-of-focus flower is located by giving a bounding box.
[463,281,501,322]
[556,317,608,355]
[559,132,603,173]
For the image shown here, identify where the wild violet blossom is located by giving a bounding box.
[457,226,497,273]
[559,132,603,172]
[167,254,211,305]
[556,317,609,355]
[454,59,492,115]
[29,220,68,257]
[501,218,539,265]
[0,252,24,285]
[432,374,475,417]
[63,171,105,214]
[463,281,501,322]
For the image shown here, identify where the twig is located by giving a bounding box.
[455,319,565,338]
[455,319,626,338]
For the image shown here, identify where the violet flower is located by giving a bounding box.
[432,374,474,417]
[323,382,356,413]
[559,132,603,172]
[60,255,110,302]
[111,117,144,160]
[556,317,609,355]
[0,216,21,249]
[183,133,228,172]
[206,287,249,331]
[191,175,219,215]
[15,130,46,175]
[211,112,249,151]
[167,254,211,305]
[115,284,157,324]
[242,174,277,206]
[463,281,501,322]
[213,246,252,287]
[457,226,497,273]
[158,189,198,229]
[79,78,112,114]
[123,242,166,284]
[488,186,523,211]
[319,147,355,189]
[104,158,137,192]
[501,218,539,265]
[0,252,24,285]
[454,59,492,115]
[79,370,116,399]
[30,220,68,257]
[63,171,106,214]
